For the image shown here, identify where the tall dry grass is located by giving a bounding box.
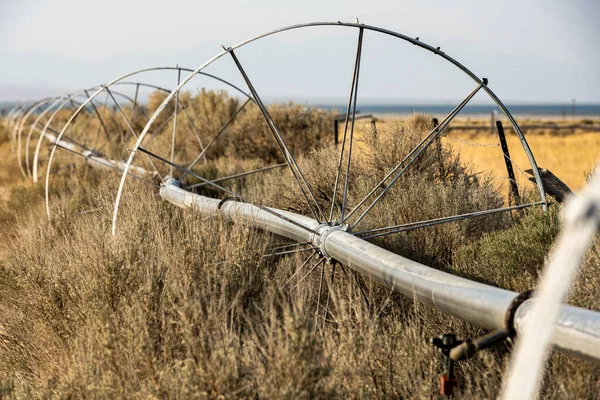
[440,125,600,192]
[0,109,599,398]
[16,90,333,188]
[260,115,507,268]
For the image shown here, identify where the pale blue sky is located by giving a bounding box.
[0,0,598,103]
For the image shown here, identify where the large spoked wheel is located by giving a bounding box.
[110,22,548,316]
[42,66,255,215]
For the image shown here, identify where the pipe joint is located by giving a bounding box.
[310,224,347,260]
[163,177,180,187]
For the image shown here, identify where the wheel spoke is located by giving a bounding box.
[106,87,164,182]
[46,126,90,150]
[53,141,158,187]
[281,251,317,288]
[93,92,110,151]
[354,202,542,240]
[180,98,251,181]
[262,246,316,258]
[143,108,181,147]
[329,27,364,224]
[337,261,370,308]
[268,240,312,253]
[180,104,207,161]
[346,83,484,230]
[130,83,140,121]
[76,105,95,145]
[352,270,370,308]
[314,259,326,334]
[170,67,182,177]
[67,98,95,150]
[136,146,319,235]
[291,258,324,291]
[183,163,285,190]
[340,28,364,223]
[84,89,112,145]
[322,262,337,332]
[227,46,326,222]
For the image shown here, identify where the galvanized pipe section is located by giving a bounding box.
[41,131,600,363]
[42,131,151,178]
[159,183,600,362]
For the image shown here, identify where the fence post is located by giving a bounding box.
[496,121,520,204]
[433,117,444,178]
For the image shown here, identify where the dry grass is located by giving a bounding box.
[0,126,29,203]
[438,119,600,193]
[0,110,599,399]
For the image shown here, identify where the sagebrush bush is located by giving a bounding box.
[261,115,507,268]
[1,113,599,399]
[145,89,334,170]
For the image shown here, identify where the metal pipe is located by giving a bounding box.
[158,183,600,362]
[39,96,596,363]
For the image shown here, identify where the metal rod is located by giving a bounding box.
[143,107,180,147]
[347,84,484,230]
[76,104,95,147]
[137,146,319,235]
[291,258,325,291]
[355,202,542,240]
[432,118,445,178]
[180,104,207,163]
[322,262,337,331]
[282,251,318,288]
[268,241,312,253]
[262,246,316,258]
[184,163,286,190]
[131,83,140,121]
[338,263,369,308]
[227,47,325,222]
[353,270,370,308]
[106,87,164,181]
[93,92,110,151]
[52,140,158,187]
[344,84,483,225]
[170,67,182,177]
[45,126,89,149]
[329,27,364,223]
[180,98,252,180]
[341,27,364,223]
[84,89,112,144]
[314,259,326,334]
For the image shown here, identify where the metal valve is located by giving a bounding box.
[431,333,462,396]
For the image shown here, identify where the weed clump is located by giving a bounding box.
[0,113,599,399]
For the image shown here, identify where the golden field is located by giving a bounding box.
[368,116,600,195]
[445,131,600,191]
